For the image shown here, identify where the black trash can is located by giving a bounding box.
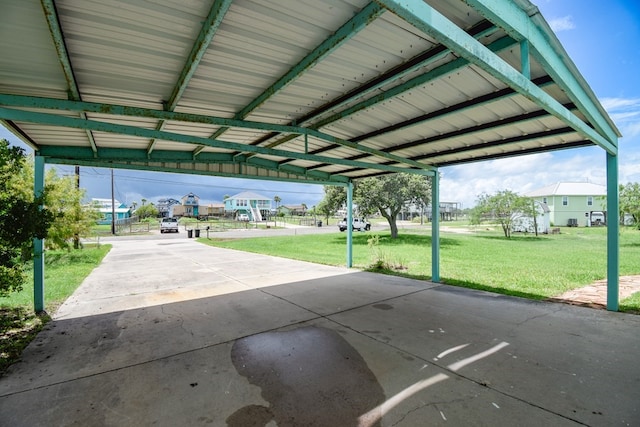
[317,221,322,227]
[194,229,200,238]
[187,229,193,238]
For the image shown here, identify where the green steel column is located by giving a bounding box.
[346,181,353,268]
[431,171,440,282]
[34,155,45,313]
[606,152,619,311]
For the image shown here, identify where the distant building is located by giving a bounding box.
[280,204,307,216]
[525,182,607,227]
[91,198,131,224]
[157,198,180,218]
[224,191,272,221]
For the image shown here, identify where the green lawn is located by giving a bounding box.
[200,226,640,312]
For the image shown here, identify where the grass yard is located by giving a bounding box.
[200,226,640,312]
[0,245,111,375]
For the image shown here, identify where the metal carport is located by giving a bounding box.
[0,0,620,310]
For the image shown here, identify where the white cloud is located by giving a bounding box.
[548,15,576,32]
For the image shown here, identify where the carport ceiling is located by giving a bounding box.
[0,0,619,184]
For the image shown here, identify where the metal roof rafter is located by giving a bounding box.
[247,19,500,149]
[199,1,385,150]
[464,0,619,143]
[0,94,432,172]
[0,106,432,176]
[375,0,617,155]
[147,0,233,154]
[266,35,516,150]
[40,0,97,154]
[38,146,342,183]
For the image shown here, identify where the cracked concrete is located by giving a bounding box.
[1,237,639,426]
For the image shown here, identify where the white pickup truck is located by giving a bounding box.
[338,217,371,232]
[160,217,179,233]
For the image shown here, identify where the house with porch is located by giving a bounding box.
[525,182,607,227]
[91,198,131,224]
[224,191,272,221]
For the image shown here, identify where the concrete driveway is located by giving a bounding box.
[1,237,639,426]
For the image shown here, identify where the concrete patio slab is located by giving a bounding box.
[1,237,638,426]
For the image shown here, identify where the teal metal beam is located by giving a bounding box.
[431,171,440,282]
[346,181,354,268]
[606,152,619,311]
[520,40,530,79]
[48,157,349,186]
[271,35,515,138]
[0,107,432,176]
[463,0,620,144]
[0,94,305,134]
[148,0,233,154]
[0,95,433,172]
[37,146,344,183]
[375,0,617,155]
[40,0,97,153]
[33,155,45,313]
[208,2,385,140]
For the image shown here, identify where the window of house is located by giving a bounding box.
[562,196,568,206]
[587,196,593,206]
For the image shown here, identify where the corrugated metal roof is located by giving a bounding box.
[0,0,619,184]
[526,182,607,197]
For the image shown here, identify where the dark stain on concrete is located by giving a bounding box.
[372,303,393,310]
[228,326,385,426]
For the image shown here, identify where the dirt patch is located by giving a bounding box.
[547,275,640,310]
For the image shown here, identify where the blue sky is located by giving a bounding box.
[2,0,638,209]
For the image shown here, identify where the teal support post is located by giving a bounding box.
[431,171,440,282]
[346,181,353,268]
[606,152,619,311]
[33,155,45,313]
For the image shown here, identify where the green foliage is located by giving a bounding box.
[318,186,346,223]
[135,203,159,219]
[619,182,640,227]
[472,189,534,238]
[0,140,54,296]
[43,169,101,250]
[355,173,431,238]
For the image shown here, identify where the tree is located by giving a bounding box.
[42,168,101,250]
[136,203,159,220]
[354,173,431,239]
[317,186,346,225]
[0,140,54,296]
[472,190,534,238]
[273,195,281,212]
[619,182,640,228]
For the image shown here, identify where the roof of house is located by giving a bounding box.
[526,182,606,197]
[227,191,271,201]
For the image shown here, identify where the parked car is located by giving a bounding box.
[338,217,371,232]
[238,213,250,221]
[160,217,179,233]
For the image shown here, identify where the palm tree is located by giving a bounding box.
[274,195,281,210]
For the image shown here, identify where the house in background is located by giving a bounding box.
[525,182,607,227]
[157,198,180,218]
[280,204,307,216]
[91,198,131,224]
[224,191,272,221]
